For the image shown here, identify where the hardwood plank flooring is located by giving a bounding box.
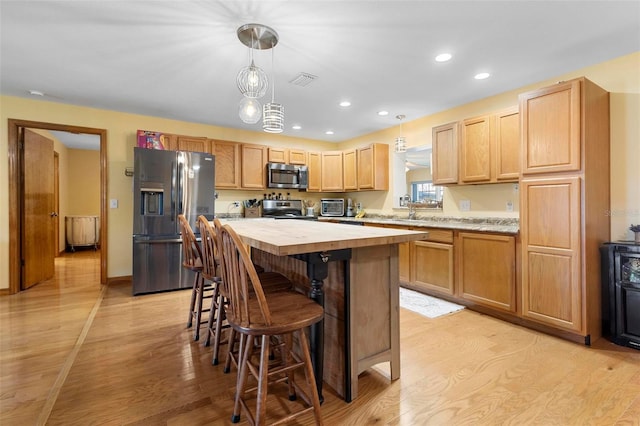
[1,250,639,425]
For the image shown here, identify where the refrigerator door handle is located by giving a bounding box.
[177,158,184,214]
[171,160,176,221]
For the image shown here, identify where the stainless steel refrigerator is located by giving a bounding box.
[132,147,215,295]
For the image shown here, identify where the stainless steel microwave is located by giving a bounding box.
[267,162,308,189]
[321,198,345,216]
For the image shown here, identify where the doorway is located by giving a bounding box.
[7,119,108,294]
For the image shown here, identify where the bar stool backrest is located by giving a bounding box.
[178,214,202,270]
[196,215,218,280]
[219,224,272,328]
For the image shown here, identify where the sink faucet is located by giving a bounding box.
[404,194,416,220]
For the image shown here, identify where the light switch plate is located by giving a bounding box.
[110,199,118,209]
[460,200,470,211]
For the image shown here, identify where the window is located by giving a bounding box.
[411,181,443,203]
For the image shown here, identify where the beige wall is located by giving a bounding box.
[1,51,638,287]
[67,149,100,216]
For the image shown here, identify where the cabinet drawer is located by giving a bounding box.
[419,228,453,244]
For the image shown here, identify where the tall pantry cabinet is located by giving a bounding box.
[519,77,610,344]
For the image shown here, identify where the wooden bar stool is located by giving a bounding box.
[219,223,324,425]
[178,214,213,341]
[204,218,292,367]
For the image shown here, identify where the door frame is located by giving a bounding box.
[7,119,108,293]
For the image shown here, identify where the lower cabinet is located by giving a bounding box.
[457,232,516,312]
[413,240,455,296]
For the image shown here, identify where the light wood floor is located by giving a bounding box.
[1,250,639,425]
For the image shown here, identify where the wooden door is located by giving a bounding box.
[459,115,491,183]
[519,79,581,175]
[321,151,343,191]
[211,140,240,188]
[520,176,582,332]
[432,122,458,184]
[494,106,520,181]
[307,152,321,192]
[457,232,516,312]
[241,144,266,189]
[343,149,358,191]
[22,129,55,288]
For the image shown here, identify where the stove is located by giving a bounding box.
[262,199,315,219]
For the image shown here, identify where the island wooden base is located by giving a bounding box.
[252,243,400,401]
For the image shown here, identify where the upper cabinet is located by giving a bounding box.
[241,144,267,189]
[307,151,321,192]
[177,136,211,154]
[433,107,519,185]
[268,147,307,165]
[321,151,344,192]
[343,149,358,191]
[432,122,458,185]
[357,143,389,191]
[520,79,581,175]
[211,140,240,188]
[494,106,520,181]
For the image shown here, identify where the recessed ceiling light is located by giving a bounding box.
[325,130,334,135]
[28,90,45,96]
[292,125,301,130]
[339,101,351,107]
[435,53,452,62]
[474,72,490,80]
[377,110,389,116]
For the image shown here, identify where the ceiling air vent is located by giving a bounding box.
[289,72,318,87]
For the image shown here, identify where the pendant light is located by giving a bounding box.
[395,114,407,153]
[263,45,284,133]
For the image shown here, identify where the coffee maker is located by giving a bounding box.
[346,198,355,217]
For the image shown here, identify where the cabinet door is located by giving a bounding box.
[343,149,358,191]
[321,151,343,191]
[520,79,581,174]
[307,151,321,192]
[289,149,306,165]
[211,140,240,188]
[177,136,210,154]
[458,232,516,312]
[241,144,267,189]
[460,115,491,183]
[521,176,582,332]
[358,143,388,190]
[494,107,520,181]
[432,122,458,184]
[268,147,288,164]
[366,223,411,283]
[412,240,454,296]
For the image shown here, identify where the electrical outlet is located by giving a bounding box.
[506,201,514,212]
[460,200,470,211]
[513,183,519,192]
[231,201,240,208]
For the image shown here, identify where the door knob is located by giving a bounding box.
[50,212,58,217]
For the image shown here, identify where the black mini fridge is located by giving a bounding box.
[601,241,640,350]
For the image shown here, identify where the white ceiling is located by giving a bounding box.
[1,1,638,144]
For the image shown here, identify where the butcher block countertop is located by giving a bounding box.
[219,218,429,256]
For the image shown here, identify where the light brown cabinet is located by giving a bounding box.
[412,229,455,296]
[357,143,389,190]
[432,122,458,185]
[241,144,267,189]
[321,151,344,192]
[365,223,411,283]
[267,147,307,165]
[519,77,610,342]
[457,232,516,313]
[177,136,210,154]
[459,107,519,184]
[307,151,321,192]
[343,149,358,191]
[211,140,240,188]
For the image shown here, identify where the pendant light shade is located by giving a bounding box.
[238,97,262,124]
[395,114,407,153]
[236,60,268,99]
[263,102,284,133]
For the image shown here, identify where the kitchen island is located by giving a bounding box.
[220,218,430,402]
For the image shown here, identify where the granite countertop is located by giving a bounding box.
[216,213,519,234]
[317,215,520,234]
